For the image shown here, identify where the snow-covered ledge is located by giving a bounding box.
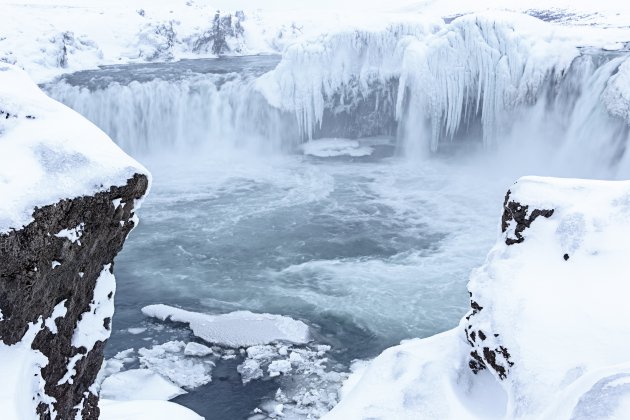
[0,64,177,419]
[326,176,630,419]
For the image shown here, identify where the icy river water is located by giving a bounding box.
[43,56,561,418]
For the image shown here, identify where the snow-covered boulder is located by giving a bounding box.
[0,63,149,419]
[327,176,630,419]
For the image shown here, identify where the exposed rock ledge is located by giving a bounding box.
[0,174,147,419]
[0,64,193,419]
[326,176,630,420]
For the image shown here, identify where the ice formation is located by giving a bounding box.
[255,17,442,139]
[396,12,579,150]
[141,304,311,347]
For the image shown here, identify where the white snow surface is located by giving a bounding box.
[100,369,186,401]
[100,399,202,420]
[54,223,85,245]
[0,63,148,233]
[327,176,630,419]
[71,264,116,352]
[142,304,310,347]
[0,318,60,419]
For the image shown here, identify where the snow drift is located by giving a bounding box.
[327,176,630,419]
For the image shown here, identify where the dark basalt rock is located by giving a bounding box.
[0,173,148,419]
[465,187,554,380]
[501,190,554,245]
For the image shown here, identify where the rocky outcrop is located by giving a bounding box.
[0,174,148,419]
[0,63,150,419]
[465,188,554,380]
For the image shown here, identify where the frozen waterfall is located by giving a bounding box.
[43,13,630,176]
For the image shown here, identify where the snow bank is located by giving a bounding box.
[0,63,147,233]
[100,399,203,420]
[100,369,186,401]
[142,304,310,347]
[327,176,630,419]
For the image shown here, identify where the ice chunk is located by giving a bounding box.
[184,342,213,357]
[268,359,292,377]
[237,359,264,384]
[302,138,373,157]
[138,341,213,389]
[141,304,310,347]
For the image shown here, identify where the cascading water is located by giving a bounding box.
[40,18,630,419]
[44,55,298,157]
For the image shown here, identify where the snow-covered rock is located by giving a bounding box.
[0,63,150,419]
[142,304,311,347]
[327,176,630,419]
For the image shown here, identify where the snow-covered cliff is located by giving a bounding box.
[0,64,198,419]
[326,176,630,419]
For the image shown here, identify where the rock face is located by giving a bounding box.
[0,174,148,419]
[0,64,150,419]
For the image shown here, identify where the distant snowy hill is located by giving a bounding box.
[1,0,629,82]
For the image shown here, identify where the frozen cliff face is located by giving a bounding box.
[327,176,630,419]
[255,17,443,140]
[0,63,150,419]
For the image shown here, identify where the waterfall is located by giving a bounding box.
[43,56,298,157]
[42,15,630,178]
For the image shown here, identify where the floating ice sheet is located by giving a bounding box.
[142,304,310,347]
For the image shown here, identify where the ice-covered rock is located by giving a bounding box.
[142,304,311,347]
[0,63,149,419]
[256,17,442,139]
[327,176,630,419]
[397,12,580,150]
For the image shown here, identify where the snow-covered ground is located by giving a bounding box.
[326,176,630,419]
